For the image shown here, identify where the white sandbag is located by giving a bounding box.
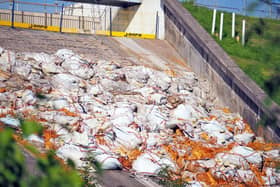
[148,70,171,91]
[95,154,122,170]
[0,92,9,102]
[111,107,134,127]
[55,49,75,59]
[71,131,89,146]
[132,153,161,175]
[62,59,95,79]
[125,66,150,84]
[150,93,167,105]
[172,104,195,120]
[53,114,79,125]
[263,149,279,159]
[234,133,255,144]
[22,89,36,105]
[100,79,131,92]
[0,50,15,72]
[0,116,20,128]
[231,146,263,167]
[14,61,32,79]
[146,106,168,131]
[87,84,103,96]
[27,134,44,144]
[236,169,256,183]
[201,120,233,145]
[262,168,280,185]
[146,133,160,147]
[185,181,204,187]
[165,118,183,129]
[113,126,142,150]
[159,157,176,171]
[215,152,250,170]
[51,73,81,92]
[0,47,3,55]
[56,144,86,167]
[197,159,216,169]
[42,61,63,74]
[38,111,57,122]
[83,118,99,129]
[92,146,122,170]
[52,98,69,110]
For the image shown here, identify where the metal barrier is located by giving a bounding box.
[0,0,156,39]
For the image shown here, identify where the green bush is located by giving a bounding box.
[0,120,84,187]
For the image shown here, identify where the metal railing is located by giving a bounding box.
[0,1,102,33]
[0,0,156,39]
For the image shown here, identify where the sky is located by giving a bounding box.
[194,0,279,18]
[0,0,72,13]
[0,0,279,18]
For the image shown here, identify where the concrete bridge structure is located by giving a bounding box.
[62,0,142,7]
[62,0,165,39]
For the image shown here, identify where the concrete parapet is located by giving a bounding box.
[163,0,280,142]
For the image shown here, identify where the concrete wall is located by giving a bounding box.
[66,0,165,39]
[163,0,280,142]
[126,0,165,39]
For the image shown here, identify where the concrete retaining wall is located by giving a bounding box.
[126,0,165,39]
[163,0,280,142]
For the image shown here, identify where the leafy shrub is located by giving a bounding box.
[0,120,85,187]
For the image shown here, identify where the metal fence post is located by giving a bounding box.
[79,16,81,29]
[21,11,24,23]
[155,11,159,39]
[59,4,64,33]
[109,7,112,36]
[11,0,15,28]
[50,13,52,26]
[82,16,85,30]
[242,19,246,46]
[219,13,224,40]
[104,8,107,31]
[45,12,47,27]
[211,9,217,34]
[232,12,235,38]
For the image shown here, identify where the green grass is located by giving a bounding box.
[182,2,280,105]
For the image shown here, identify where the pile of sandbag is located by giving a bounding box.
[0,47,279,186]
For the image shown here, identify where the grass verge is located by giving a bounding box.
[182,2,280,105]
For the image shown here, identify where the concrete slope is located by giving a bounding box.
[163,0,280,142]
[0,26,188,75]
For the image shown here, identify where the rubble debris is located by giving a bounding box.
[0,47,279,186]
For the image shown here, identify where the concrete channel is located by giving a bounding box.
[0,0,279,185]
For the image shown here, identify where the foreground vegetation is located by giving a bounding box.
[0,120,100,187]
[182,2,280,105]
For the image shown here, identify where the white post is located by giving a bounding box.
[242,19,246,46]
[211,9,217,34]
[232,12,235,38]
[219,13,224,40]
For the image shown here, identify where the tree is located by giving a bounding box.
[0,120,84,187]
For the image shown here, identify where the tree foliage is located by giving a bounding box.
[0,120,85,187]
